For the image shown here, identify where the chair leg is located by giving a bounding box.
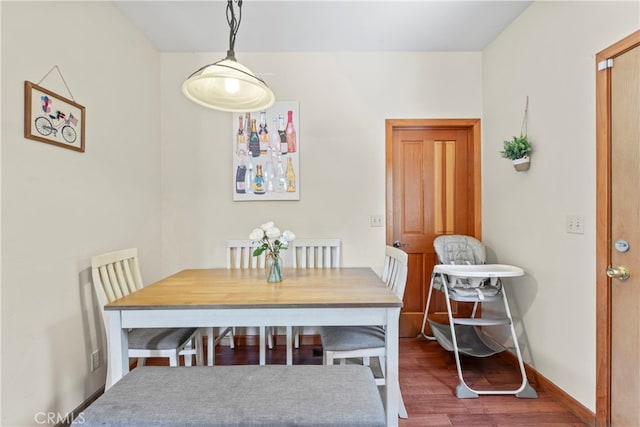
[180,338,194,367]
[168,353,178,367]
[377,366,408,419]
[324,351,332,366]
[228,327,235,349]
[294,326,300,348]
[267,326,274,349]
[195,330,203,366]
[137,357,146,367]
[418,273,438,340]
[398,386,408,418]
[379,355,386,378]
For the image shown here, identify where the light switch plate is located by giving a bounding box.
[370,215,384,227]
[566,215,584,234]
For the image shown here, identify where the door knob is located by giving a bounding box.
[393,240,408,249]
[606,265,630,281]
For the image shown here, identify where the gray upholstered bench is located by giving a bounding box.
[76,365,386,427]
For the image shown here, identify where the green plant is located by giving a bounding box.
[500,135,531,160]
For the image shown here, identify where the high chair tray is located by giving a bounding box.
[433,264,524,278]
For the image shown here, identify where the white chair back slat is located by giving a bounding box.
[114,261,132,297]
[382,246,409,299]
[92,248,143,304]
[227,240,266,270]
[98,265,117,302]
[118,258,141,295]
[300,246,309,268]
[293,239,341,268]
[129,256,144,291]
[107,264,125,301]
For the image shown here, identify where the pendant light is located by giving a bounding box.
[182,0,275,112]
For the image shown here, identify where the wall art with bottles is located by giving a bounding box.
[232,101,300,201]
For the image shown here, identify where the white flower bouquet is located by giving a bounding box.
[249,221,296,259]
[250,222,295,283]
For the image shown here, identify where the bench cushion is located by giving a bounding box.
[77,365,386,427]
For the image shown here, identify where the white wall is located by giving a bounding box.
[482,1,639,411]
[2,0,636,423]
[1,2,162,425]
[160,52,482,276]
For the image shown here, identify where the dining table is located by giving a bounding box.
[104,266,403,426]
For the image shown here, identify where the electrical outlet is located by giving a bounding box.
[566,215,584,234]
[91,350,100,371]
[370,215,384,227]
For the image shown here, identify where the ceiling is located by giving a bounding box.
[113,1,533,53]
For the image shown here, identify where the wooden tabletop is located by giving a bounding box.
[106,267,403,310]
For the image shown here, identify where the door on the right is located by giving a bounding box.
[596,31,640,426]
[610,41,640,426]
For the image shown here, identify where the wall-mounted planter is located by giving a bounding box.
[501,97,533,173]
[501,134,531,172]
[512,156,530,171]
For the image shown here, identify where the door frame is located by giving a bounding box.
[595,30,640,427]
[384,118,483,246]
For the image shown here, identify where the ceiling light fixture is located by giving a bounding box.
[182,0,275,112]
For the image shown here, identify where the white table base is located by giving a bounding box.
[106,306,400,427]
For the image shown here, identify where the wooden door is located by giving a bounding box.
[596,31,640,427]
[385,119,481,337]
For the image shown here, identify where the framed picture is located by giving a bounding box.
[232,101,300,201]
[24,81,85,152]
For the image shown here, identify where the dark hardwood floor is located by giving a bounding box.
[145,336,591,427]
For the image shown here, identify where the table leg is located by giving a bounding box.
[259,326,266,365]
[106,310,129,390]
[206,327,214,366]
[385,307,400,427]
[286,325,293,365]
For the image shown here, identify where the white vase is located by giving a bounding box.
[512,156,530,171]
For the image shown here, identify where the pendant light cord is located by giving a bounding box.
[226,0,242,59]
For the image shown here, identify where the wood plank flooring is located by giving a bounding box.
[146,336,592,426]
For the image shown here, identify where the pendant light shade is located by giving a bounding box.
[182,1,275,112]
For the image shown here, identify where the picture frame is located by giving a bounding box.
[232,101,300,201]
[24,81,85,152]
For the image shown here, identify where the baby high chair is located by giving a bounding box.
[419,235,537,399]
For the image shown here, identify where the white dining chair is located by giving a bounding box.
[91,248,202,369]
[292,238,341,269]
[319,245,409,418]
[284,238,341,350]
[219,239,268,360]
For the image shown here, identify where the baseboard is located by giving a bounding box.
[54,386,104,427]
[497,351,596,427]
